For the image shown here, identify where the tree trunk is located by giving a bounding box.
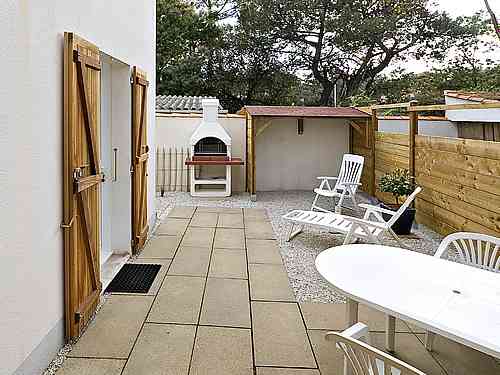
[484,0,500,41]
[319,84,333,106]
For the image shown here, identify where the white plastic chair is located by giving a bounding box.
[312,154,364,213]
[425,231,500,351]
[326,323,426,375]
[342,187,422,248]
[284,187,422,246]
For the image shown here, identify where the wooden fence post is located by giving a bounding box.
[408,101,418,180]
[370,109,378,196]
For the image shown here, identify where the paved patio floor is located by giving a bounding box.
[56,206,500,375]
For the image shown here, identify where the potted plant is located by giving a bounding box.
[379,168,416,235]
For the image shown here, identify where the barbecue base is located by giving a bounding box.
[185,156,244,197]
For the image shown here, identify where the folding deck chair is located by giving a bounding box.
[284,187,422,247]
[312,154,364,214]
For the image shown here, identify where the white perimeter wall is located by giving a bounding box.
[378,117,458,138]
[445,96,500,122]
[156,114,247,192]
[255,118,349,191]
[0,1,155,374]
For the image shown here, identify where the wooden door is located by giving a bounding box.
[63,33,102,340]
[131,67,149,253]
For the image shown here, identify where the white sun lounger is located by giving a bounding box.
[283,187,422,247]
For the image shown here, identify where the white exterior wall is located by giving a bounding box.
[445,96,500,122]
[378,118,458,137]
[156,114,247,192]
[0,2,156,374]
[255,118,349,191]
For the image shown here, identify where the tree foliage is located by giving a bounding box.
[157,0,499,112]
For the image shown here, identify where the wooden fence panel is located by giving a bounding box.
[351,126,373,194]
[374,132,409,204]
[415,135,500,237]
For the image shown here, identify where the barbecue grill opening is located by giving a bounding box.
[194,137,227,155]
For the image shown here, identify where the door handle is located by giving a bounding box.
[113,148,118,182]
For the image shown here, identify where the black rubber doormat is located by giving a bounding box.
[105,264,162,294]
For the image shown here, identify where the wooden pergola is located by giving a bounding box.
[238,106,371,199]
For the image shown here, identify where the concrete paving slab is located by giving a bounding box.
[69,295,154,359]
[57,358,125,375]
[243,208,269,221]
[214,228,245,249]
[256,368,320,375]
[147,276,205,324]
[180,227,215,248]
[246,239,283,264]
[200,278,251,328]
[217,213,244,228]
[370,333,446,375]
[168,206,196,218]
[138,235,181,259]
[209,249,248,279]
[308,330,445,375]
[156,218,190,236]
[197,207,242,214]
[190,212,218,228]
[245,221,275,239]
[168,246,212,277]
[189,326,253,375]
[249,264,294,302]
[121,323,195,375]
[299,303,414,333]
[424,334,500,375]
[252,301,316,368]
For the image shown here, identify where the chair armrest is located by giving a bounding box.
[339,182,362,186]
[341,216,388,230]
[317,176,338,181]
[358,203,396,216]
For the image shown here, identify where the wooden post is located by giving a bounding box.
[370,109,378,196]
[247,114,256,200]
[409,101,418,180]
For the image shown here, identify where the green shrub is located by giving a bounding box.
[379,169,414,205]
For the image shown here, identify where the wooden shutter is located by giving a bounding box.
[62,33,102,340]
[131,67,149,253]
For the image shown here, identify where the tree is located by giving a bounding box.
[156,0,301,112]
[484,0,500,41]
[156,0,222,95]
[238,0,471,105]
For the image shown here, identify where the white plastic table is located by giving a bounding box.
[315,244,500,358]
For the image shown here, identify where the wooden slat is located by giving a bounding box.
[416,198,499,237]
[75,174,102,192]
[416,157,500,196]
[375,132,409,146]
[375,142,409,158]
[415,148,500,178]
[416,135,500,160]
[370,102,412,110]
[416,210,457,236]
[418,187,500,233]
[409,102,500,112]
[375,150,409,170]
[416,173,500,214]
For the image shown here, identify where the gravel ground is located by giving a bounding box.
[156,190,446,303]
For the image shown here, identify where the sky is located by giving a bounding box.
[403,0,500,72]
